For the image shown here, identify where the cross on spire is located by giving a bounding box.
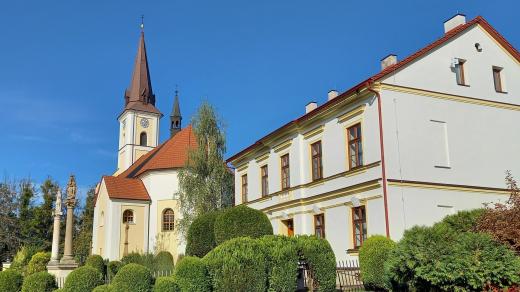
[140,15,144,31]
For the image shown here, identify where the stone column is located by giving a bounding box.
[48,188,62,265]
[60,175,77,264]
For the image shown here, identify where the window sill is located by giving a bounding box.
[434,165,451,169]
[457,83,470,87]
[346,249,359,255]
[496,90,508,94]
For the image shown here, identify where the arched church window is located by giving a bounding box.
[140,132,147,146]
[123,209,134,224]
[162,209,174,231]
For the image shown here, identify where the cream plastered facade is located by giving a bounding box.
[229,19,519,260]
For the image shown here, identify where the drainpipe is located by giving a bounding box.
[366,81,390,238]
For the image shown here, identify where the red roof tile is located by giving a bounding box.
[103,176,150,201]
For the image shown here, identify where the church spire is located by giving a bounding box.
[170,89,182,137]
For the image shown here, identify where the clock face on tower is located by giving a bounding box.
[140,118,149,128]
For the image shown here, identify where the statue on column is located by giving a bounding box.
[48,188,62,265]
[60,175,78,264]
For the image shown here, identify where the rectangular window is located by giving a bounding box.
[493,67,503,92]
[455,59,466,85]
[347,124,363,169]
[241,174,248,203]
[314,214,325,238]
[281,154,290,190]
[311,141,323,181]
[282,219,294,237]
[261,165,269,197]
[352,206,367,248]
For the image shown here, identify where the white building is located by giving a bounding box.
[227,15,520,260]
[91,29,194,262]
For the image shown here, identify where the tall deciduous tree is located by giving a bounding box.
[0,179,21,262]
[18,179,38,247]
[32,178,59,250]
[73,186,95,264]
[178,102,234,234]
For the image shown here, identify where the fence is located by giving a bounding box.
[55,269,173,288]
[300,259,363,291]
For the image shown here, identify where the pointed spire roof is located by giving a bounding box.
[123,31,161,115]
[171,90,181,117]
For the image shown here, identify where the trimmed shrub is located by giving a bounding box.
[0,269,23,292]
[64,266,104,292]
[154,251,174,272]
[186,210,221,257]
[153,277,180,292]
[358,235,396,291]
[259,235,299,292]
[173,256,210,292]
[214,205,273,244]
[204,237,267,292]
[120,252,142,266]
[120,253,156,272]
[21,271,57,292]
[436,208,485,233]
[92,284,112,292]
[296,235,336,292]
[385,225,520,291]
[107,261,122,280]
[111,263,154,292]
[11,245,39,274]
[26,252,51,275]
[85,255,106,277]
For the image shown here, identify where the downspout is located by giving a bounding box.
[366,81,391,238]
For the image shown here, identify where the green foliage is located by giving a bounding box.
[85,255,106,277]
[204,237,267,292]
[32,179,59,251]
[385,225,520,291]
[177,102,234,235]
[436,208,485,233]
[21,271,57,292]
[296,235,336,292]
[153,277,181,292]
[120,252,142,266]
[120,252,157,272]
[64,266,104,292]
[107,261,122,280]
[111,263,154,292]
[74,187,96,265]
[0,269,23,292]
[0,180,22,263]
[358,235,396,291]
[186,210,221,257]
[26,251,51,275]
[173,256,210,292]
[259,235,299,292]
[214,205,273,244]
[11,245,39,275]
[154,251,174,272]
[92,284,112,292]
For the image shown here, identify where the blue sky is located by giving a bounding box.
[0,1,518,199]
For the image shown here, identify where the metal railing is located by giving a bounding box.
[300,259,364,291]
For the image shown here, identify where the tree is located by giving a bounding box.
[32,178,58,250]
[0,179,21,262]
[177,102,234,234]
[477,171,520,254]
[74,186,96,264]
[18,179,39,247]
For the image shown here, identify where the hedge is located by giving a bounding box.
[92,284,112,292]
[111,263,154,292]
[0,269,23,292]
[107,261,122,280]
[21,271,57,292]
[120,253,142,266]
[213,205,273,244]
[155,251,174,272]
[26,252,51,275]
[385,225,520,290]
[85,255,106,277]
[297,235,336,292]
[358,235,396,290]
[435,208,485,233]
[64,266,104,292]
[174,256,210,292]
[186,210,221,257]
[259,235,299,292]
[204,237,267,292]
[11,245,39,274]
[153,277,180,292]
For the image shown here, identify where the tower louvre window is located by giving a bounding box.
[140,132,147,146]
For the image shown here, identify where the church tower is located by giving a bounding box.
[170,90,182,137]
[116,28,162,174]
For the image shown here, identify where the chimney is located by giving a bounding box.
[381,54,398,70]
[327,90,339,101]
[444,14,466,33]
[306,102,317,113]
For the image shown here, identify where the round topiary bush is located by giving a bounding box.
[359,235,396,291]
[435,208,485,233]
[204,237,267,292]
[213,205,273,244]
[85,255,106,277]
[21,271,57,292]
[186,210,221,257]
[26,252,51,275]
[107,261,122,280]
[111,263,153,292]
[0,269,23,292]
[154,251,174,273]
[153,277,180,292]
[296,235,336,292]
[173,256,210,292]
[64,266,104,292]
[11,245,39,274]
[120,252,142,266]
[92,284,112,292]
[259,235,299,292]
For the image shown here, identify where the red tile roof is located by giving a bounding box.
[103,176,151,201]
[226,16,519,163]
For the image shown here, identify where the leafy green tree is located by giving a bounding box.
[0,179,21,262]
[177,102,234,234]
[32,178,58,250]
[74,186,96,264]
[18,179,39,247]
